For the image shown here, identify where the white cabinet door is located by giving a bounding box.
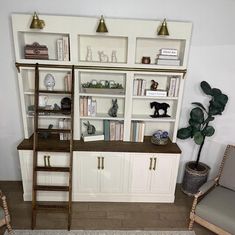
[77,152,100,193]
[128,153,152,193]
[100,152,124,193]
[150,154,179,194]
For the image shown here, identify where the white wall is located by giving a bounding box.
[1,0,235,181]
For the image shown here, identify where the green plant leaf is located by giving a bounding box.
[201,81,212,95]
[190,107,204,123]
[177,127,192,139]
[192,102,207,112]
[193,131,204,145]
[203,126,215,137]
[211,88,222,97]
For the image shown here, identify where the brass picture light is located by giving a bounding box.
[96,15,108,33]
[30,12,45,29]
[158,18,169,36]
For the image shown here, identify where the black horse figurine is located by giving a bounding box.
[150,102,170,118]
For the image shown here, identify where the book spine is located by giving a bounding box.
[115,122,121,140]
[62,36,69,61]
[57,39,63,61]
[91,100,97,116]
[168,77,176,97]
[79,97,84,116]
[109,121,116,141]
[174,77,180,97]
[87,96,92,116]
[133,79,138,96]
[120,122,124,141]
[141,79,146,96]
[83,96,88,116]
[59,119,64,140]
[103,120,110,141]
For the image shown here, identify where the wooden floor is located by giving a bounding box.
[0,181,214,235]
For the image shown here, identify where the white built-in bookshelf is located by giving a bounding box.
[12,14,192,142]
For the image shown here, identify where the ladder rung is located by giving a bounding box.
[37,128,71,133]
[35,203,69,211]
[34,185,69,191]
[38,90,72,95]
[35,166,70,172]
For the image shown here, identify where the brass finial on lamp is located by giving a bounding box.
[30,12,45,29]
[157,18,169,36]
[96,15,108,33]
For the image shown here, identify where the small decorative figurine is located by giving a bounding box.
[86,46,92,61]
[150,80,159,90]
[98,51,109,62]
[40,124,53,139]
[83,121,96,135]
[108,99,118,117]
[61,97,71,114]
[111,50,117,63]
[142,56,151,64]
[44,73,55,91]
[150,101,170,118]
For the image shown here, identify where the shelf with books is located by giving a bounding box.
[78,35,128,64]
[80,113,125,121]
[17,32,70,62]
[132,72,182,98]
[135,37,186,67]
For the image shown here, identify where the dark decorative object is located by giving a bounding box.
[53,103,60,110]
[40,124,53,139]
[177,81,228,195]
[150,80,159,90]
[141,56,151,64]
[83,121,96,135]
[108,99,118,117]
[150,102,170,118]
[151,130,169,145]
[61,97,71,114]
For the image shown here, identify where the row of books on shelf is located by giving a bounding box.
[81,120,124,142]
[80,96,97,117]
[168,76,180,97]
[59,118,71,140]
[57,36,70,61]
[133,78,168,97]
[130,121,145,142]
[133,77,179,97]
[155,48,180,66]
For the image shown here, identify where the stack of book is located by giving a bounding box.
[80,96,97,117]
[133,79,147,96]
[155,48,180,66]
[81,131,104,142]
[130,121,145,142]
[64,73,72,92]
[168,76,180,97]
[59,118,71,140]
[57,36,70,61]
[24,42,49,60]
[145,89,167,97]
[103,120,124,141]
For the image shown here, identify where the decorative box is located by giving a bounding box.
[24,42,49,60]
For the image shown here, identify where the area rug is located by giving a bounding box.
[4,230,196,235]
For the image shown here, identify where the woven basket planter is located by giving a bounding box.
[181,161,210,196]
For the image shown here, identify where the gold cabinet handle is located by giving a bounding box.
[44,156,47,167]
[149,158,153,170]
[101,157,104,170]
[47,155,51,167]
[153,157,157,171]
[97,157,100,170]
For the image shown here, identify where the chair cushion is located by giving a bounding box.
[220,145,235,191]
[196,186,235,234]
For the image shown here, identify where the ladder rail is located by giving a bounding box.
[31,63,74,230]
[32,63,40,229]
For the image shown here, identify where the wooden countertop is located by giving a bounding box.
[17,135,181,154]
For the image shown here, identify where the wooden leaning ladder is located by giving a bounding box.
[32,63,75,230]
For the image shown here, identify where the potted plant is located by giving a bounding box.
[177,81,228,195]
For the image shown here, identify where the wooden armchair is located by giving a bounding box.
[189,145,235,235]
[0,190,13,234]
